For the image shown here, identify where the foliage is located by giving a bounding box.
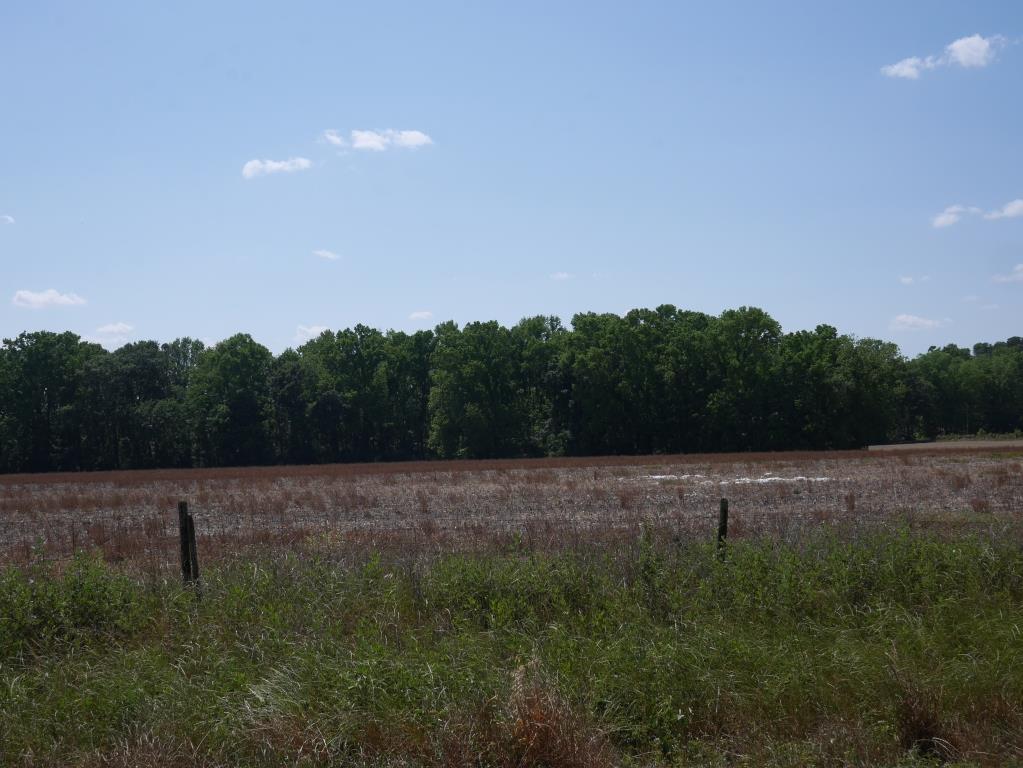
[2,534,1022,765]
[0,554,150,658]
[1,312,1022,472]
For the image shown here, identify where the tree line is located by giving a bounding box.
[1,305,1020,474]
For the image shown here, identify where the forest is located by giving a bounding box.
[0,305,1020,474]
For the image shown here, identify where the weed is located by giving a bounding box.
[969,496,992,514]
[3,534,1023,765]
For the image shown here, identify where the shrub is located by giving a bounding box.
[0,555,148,658]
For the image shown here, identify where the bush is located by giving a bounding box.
[0,555,148,658]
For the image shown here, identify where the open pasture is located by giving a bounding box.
[5,448,1023,766]
[3,446,1021,568]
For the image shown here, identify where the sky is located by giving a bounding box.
[1,1,1020,356]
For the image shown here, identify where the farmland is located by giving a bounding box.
[2,446,1021,569]
[3,448,1023,766]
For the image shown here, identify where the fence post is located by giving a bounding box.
[187,512,200,584]
[717,498,728,559]
[178,501,193,583]
[178,501,201,595]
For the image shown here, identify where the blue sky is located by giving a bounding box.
[1,1,1020,356]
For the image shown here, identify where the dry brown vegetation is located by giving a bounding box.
[3,447,1021,568]
[5,448,1023,767]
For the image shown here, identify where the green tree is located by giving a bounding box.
[706,307,782,451]
[656,308,715,452]
[298,325,391,461]
[511,316,568,456]
[428,321,528,458]
[380,330,435,459]
[77,341,178,470]
[0,332,105,472]
[775,325,858,448]
[268,349,316,464]
[187,334,273,466]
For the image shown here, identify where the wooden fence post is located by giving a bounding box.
[187,513,200,584]
[717,498,728,559]
[178,500,201,593]
[178,501,193,583]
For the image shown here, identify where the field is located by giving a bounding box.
[3,446,1022,569]
[3,448,1023,767]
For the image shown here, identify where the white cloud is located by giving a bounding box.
[409,310,433,321]
[882,56,937,80]
[983,199,1023,221]
[1,214,13,224]
[932,204,969,228]
[946,34,1002,68]
[899,275,930,285]
[350,129,434,151]
[883,34,1005,79]
[932,205,966,228]
[993,264,1023,284]
[933,198,1023,227]
[391,130,433,148]
[12,289,87,309]
[351,130,391,151]
[550,271,573,281]
[295,324,329,343]
[313,249,341,261]
[241,157,312,179]
[97,322,133,335]
[322,129,346,147]
[931,204,984,228]
[890,314,944,331]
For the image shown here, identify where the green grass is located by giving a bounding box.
[2,532,1022,767]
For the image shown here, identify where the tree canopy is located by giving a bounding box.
[0,307,1019,473]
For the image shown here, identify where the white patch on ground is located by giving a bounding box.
[726,475,830,485]
[642,472,829,485]
[643,473,707,480]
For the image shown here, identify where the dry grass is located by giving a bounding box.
[2,448,1021,569]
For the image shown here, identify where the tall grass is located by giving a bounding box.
[2,532,1022,766]
[6,450,1022,571]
